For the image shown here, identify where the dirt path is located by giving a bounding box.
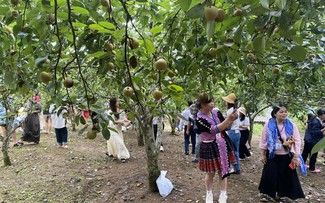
[0,127,324,202]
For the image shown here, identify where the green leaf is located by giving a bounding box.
[89,24,105,31]
[102,127,111,140]
[150,26,163,34]
[179,0,192,12]
[260,0,269,9]
[71,6,89,15]
[289,46,307,61]
[167,84,184,92]
[189,0,201,11]
[275,0,286,9]
[187,4,204,19]
[87,51,108,58]
[98,22,116,30]
[311,137,325,155]
[144,39,155,54]
[253,36,266,53]
[72,22,87,28]
[80,116,86,125]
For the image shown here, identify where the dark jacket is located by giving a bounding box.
[304,117,324,145]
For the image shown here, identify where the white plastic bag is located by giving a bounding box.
[156,170,174,197]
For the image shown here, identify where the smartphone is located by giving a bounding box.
[289,162,295,170]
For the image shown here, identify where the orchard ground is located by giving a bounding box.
[0,124,324,203]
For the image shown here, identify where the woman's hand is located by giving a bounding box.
[291,157,300,168]
[228,109,238,121]
[260,154,267,164]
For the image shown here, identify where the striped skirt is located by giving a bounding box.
[199,137,236,178]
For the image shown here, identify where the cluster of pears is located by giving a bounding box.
[40,71,75,88]
[103,41,116,71]
[204,6,226,22]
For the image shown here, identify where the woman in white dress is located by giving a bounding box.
[106,97,130,162]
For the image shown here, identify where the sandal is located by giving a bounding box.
[310,168,321,173]
[259,194,275,202]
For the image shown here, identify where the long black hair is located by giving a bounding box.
[271,104,287,118]
[109,97,119,119]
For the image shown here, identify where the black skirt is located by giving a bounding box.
[258,153,305,200]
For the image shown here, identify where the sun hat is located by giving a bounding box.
[238,107,246,116]
[222,93,237,104]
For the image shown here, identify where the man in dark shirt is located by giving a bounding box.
[301,109,325,173]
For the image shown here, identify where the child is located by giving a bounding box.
[50,104,68,148]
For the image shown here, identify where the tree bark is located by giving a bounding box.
[2,130,12,166]
[167,115,176,135]
[134,121,144,146]
[142,114,160,192]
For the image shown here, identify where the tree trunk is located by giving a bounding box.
[134,121,144,146]
[142,114,160,192]
[248,122,254,147]
[2,131,12,166]
[167,115,176,135]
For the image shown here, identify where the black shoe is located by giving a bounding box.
[185,152,189,155]
[192,158,198,163]
[14,142,24,147]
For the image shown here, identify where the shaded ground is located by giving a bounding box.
[0,125,324,203]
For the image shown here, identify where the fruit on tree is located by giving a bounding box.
[272,66,281,74]
[86,131,97,139]
[12,10,19,17]
[40,72,53,83]
[63,78,74,88]
[104,42,114,52]
[123,86,134,97]
[233,9,242,17]
[154,59,167,71]
[129,56,137,68]
[308,53,316,60]
[153,89,163,100]
[11,0,19,6]
[246,65,254,74]
[129,38,139,49]
[107,62,115,70]
[48,13,55,24]
[209,48,217,57]
[215,9,226,22]
[167,70,175,78]
[204,6,219,21]
[246,53,256,61]
[45,59,51,64]
[101,0,110,7]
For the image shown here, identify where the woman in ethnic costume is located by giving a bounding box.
[259,105,306,202]
[16,96,42,145]
[195,93,238,203]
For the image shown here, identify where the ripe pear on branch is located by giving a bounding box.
[154,59,167,71]
[63,79,74,88]
[40,72,53,83]
[123,86,134,97]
